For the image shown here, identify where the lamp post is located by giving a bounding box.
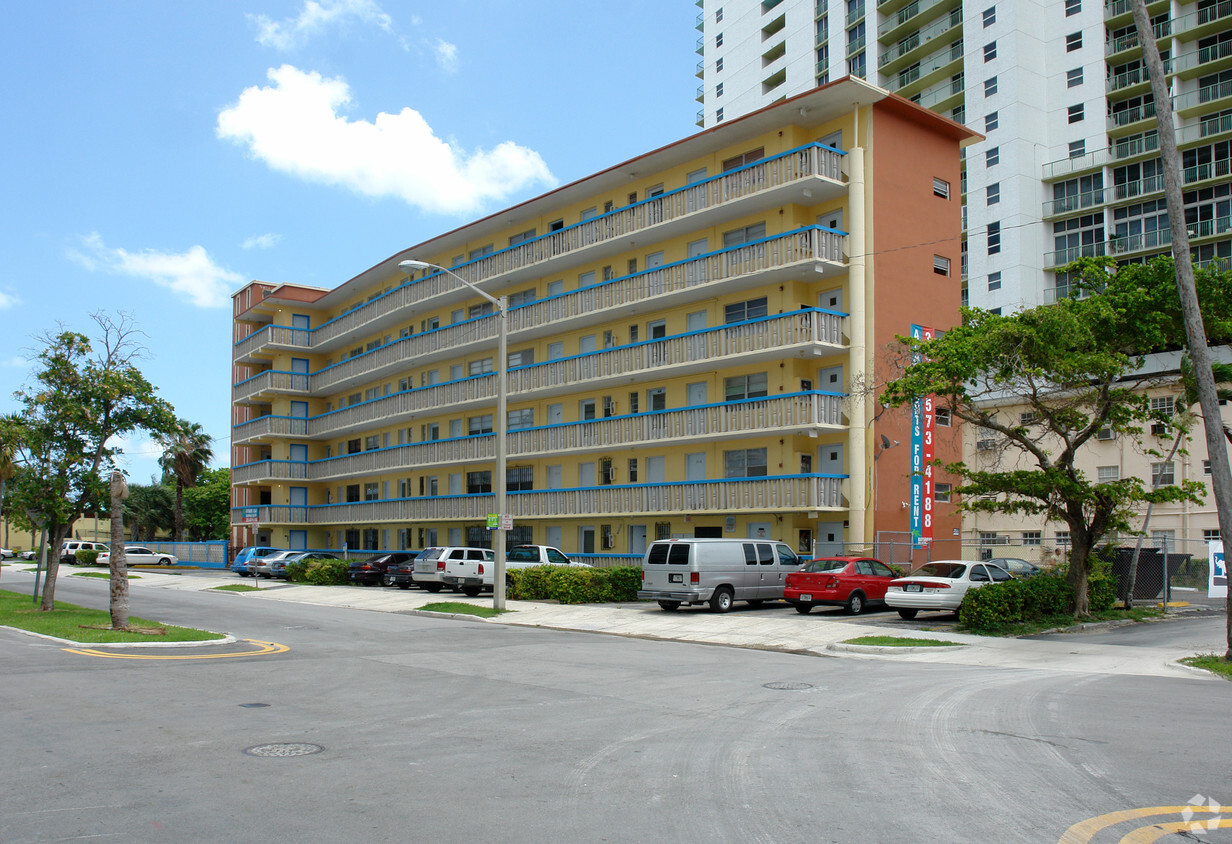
[398,259,509,610]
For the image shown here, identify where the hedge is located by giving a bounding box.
[959,562,1116,630]
[286,558,350,585]
[506,565,641,604]
[76,549,100,567]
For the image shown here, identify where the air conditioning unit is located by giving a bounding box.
[602,466,616,483]
[976,439,996,451]
[602,533,615,549]
[1151,423,1168,436]
[1096,427,1114,440]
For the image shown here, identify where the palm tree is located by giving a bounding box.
[158,420,213,542]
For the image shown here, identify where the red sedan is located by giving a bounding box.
[784,556,899,615]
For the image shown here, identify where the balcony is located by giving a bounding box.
[232,392,848,479]
[245,226,847,400]
[907,73,965,112]
[1175,0,1232,40]
[1106,20,1172,58]
[1176,78,1232,117]
[1107,228,1171,256]
[1107,60,1172,95]
[1112,173,1165,201]
[1105,0,1168,24]
[1044,241,1107,269]
[1174,38,1232,77]
[231,475,848,528]
[877,0,957,42]
[236,142,848,361]
[1107,100,1158,134]
[1184,155,1232,184]
[236,307,848,444]
[235,324,312,365]
[884,40,963,94]
[1042,187,1107,218]
[233,370,310,406]
[877,7,962,74]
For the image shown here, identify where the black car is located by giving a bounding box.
[387,554,422,589]
[349,552,414,586]
[990,557,1041,578]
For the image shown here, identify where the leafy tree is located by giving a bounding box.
[157,419,214,541]
[123,483,174,542]
[882,257,1226,615]
[7,313,174,610]
[183,467,231,541]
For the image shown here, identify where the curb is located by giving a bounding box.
[0,624,235,648]
[828,641,967,655]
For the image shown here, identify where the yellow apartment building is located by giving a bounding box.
[229,77,977,563]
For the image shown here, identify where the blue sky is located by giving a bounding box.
[0,0,698,483]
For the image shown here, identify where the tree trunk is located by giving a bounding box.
[38,524,70,611]
[1067,537,1094,617]
[109,471,129,630]
[1131,0,1232,660]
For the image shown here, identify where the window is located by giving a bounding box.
[1097,465,1120,483]
[934,483,952,502]
[468,244,493,260]
[1022,531,1042,546]
[580,399,596,420]
[347,438,361,455]
[848,50,866,79]
[987,183,1000,205]
[1069,140,1086,158]
[1065,32,1082,51]
[1205,528,1221,542]
[508,408,534,430]
[715,56,724,73]
[647,387,667,411]
[987,221,1001,254]
[984,76,998,97]
[468,414,493,435]
[1151,396,1176,416]
[508,348,535,368]
[507,466,533,491]
[988,271,1002,290]
[1151,462,1175,486]
[933,177,950,199]
[509,228,536,246]
[984,41,997,62]
[716,7,723,23]
[1055,531,1071,547]
[628,458,639,483]
[935,407,951,426]
[509,288,536,307]
[1020,411,1039,425]
[468,357,494,376]
[723,148,765,171]
[365,434,380,451]
[467,471,492,494]
[345,484,360,503]
[1067,67,1083,87]
[715,32,723,47]
[724,448,768,478]
[1065,0,1080,14]
[1068,104,1084,124]
[985,111,998,132]
[722,222,766,246]
[648,319,667,339]
[716,107,724,122]
[725,372,769,401]
[933,255,951,275]
[1205,460,1213,475]
[364,483,379,501]
[724,297,769,323]
[982,6,995,27]
[986,146,1000,167]
[716,82,724,98]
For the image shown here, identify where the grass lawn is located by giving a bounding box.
[0,589,223,643]
[844,635,962,647]
[213,584,259,592]
[74,572,140,579]
[1180,654,1232,680]
[420,601,507,618]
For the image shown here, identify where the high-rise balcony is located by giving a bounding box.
[1175,0,1232,40]
[233,307,848,444]
[1042,187,1107,218]
[1107,100,1158,133]
[1106,20,1172,58]
[235,143,847,362]
[230,475,848,528]
[877,7,962,74]
[883,40,963,94]
[1176,78,1232,117]
[1173,38,1232,77]
[232,392,848,480]
[876,0,958,42]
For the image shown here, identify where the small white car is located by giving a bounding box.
[97,546,178,567]
[0,548,14,559]
[884,560,1013,619]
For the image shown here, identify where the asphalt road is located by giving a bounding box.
[2,576,1229,843]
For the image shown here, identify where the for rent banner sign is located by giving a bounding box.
[1211,541,1227,599]
[910,324,935,549]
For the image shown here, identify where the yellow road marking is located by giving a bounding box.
[63,638,289,660]
[1060,806,1224,843]
[1120,817,1232,842]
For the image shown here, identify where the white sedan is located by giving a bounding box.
[97,546,178,567]
[884,560,1013,619]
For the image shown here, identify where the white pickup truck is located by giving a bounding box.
[441,545,589,595]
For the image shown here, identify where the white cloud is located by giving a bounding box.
[433,39,459,73]
[0,290,20,309]
[70,233,242,309]
[250,0,395,50]
[216,65,556,216]
[0,355,28,369]
[242,233,282,250]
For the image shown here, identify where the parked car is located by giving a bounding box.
[0,548,14,559]
[59,540,109,565]
[437,547,500,596]
[253,550,300,579]
[638,538,802,613]
[987,557,1041,578]
[269,551,343,580]
[18,550,37,561]
[884,560,1013,619]
[349,552,413,586]
[387,556,420,589]
[412,547,493,594]
[506,545,591,569]
[97,546,177,567]
[784,556,898,615]
[233,546,285,577]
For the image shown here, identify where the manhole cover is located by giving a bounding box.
[763,681,814,691]
[239,703,270,708]
[243,742,324,758]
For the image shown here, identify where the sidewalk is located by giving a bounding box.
[9,564,1223,679]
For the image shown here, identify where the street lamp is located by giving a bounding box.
[398,259,509,610]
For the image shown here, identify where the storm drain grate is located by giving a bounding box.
[763,681,814,691]
[239,703,270,709]
[243,742,324,758]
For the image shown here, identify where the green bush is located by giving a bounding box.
[959,580,1025,629]
[286,558,350,585]
[1019,572,1074,616]
[76,549,100,567]
[505,565,641,604]
[1087,558,1116,612]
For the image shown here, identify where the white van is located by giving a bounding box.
[637,538,801,613]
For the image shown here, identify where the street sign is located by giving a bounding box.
[242,507,259,524]
[486,514,513,530]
